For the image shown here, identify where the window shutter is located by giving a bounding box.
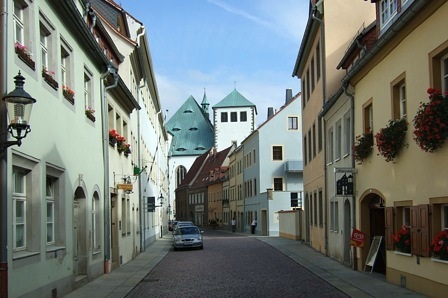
[410,206,419,255]
[385,207,394,250]
[410,205,430,257]
[419,205,430,257]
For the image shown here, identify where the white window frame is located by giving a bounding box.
[399,83,407,118]
[46,177,55,245]
[328,127,334,163]
[13,169,27,250]
[84,68,93,113]
[344,113,351,156]
[335,121,342,160]
[13,2,24,45]
[380,0,397,28]
[442,53,448,94]
[442,204,448,230]
[92,195,101,251]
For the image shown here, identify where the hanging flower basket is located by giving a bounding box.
[117,136,126,154]
[430,229,448,261]
[413,88,448,152]
[375,118,407,162]
[353,131,373,164]
[393,225,411,253]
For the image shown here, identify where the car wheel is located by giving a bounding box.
[199,245,203,250]
[173,246,178,251]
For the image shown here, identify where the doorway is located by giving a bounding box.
[73,188,87,278]
[343,200,351,265]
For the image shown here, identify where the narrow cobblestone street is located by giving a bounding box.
[127,230,348,298]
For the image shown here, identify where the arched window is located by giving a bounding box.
[176,166,187,187]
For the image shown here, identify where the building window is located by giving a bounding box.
[92,193,101,251]
[273,178,283,191]
[61,39,73,93]
[84,68,93,114]
[288,116,298,130]
[313,193,317,226]
[122,198,126,236]
[291,192,302,208]
[176,166,187,187]
[308,130,312,162]
[392,74,407,120]
[302,80,306,108]
[442,53,448,93]
[336,121,342,160]
[344,113,351,156]
[231,112,237,122]
[304,135,307,165]
[306,68,311,100]
[312,123,316,157]
[316,43,321,81]
[40,13,56,76]
[334,201,339,232]
[221,112,228,122]
[272,146,283,161]
[380,0,397,28]
[311,57,315,91]
[240,111,247,122]
[46,177,55,245]
[328,127,334,163]
[318,190,323,228]
[13,168,27,250]
[318,118,322,152]
[363,100,373,132]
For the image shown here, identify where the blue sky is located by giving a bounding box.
[121,0,309,123]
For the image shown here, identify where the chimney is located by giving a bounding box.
[267,107,274,119]
[285,88,293,103]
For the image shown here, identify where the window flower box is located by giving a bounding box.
[42,68,59,90]
[430,229,448,261]
[393,225,411,254]
[85,107,95,122]
[109,129,119,147]
[413,88,448,152]
[62,85,75,105]
[353,131,373,164]
[375,118,407,162]
[15,42,35,70]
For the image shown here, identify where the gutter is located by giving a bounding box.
[0,0,9,296]
[101,64,119,273]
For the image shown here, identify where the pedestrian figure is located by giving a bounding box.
[231,218,236,232]
[251,219,257,234]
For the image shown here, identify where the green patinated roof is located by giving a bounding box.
[212,89,256,111]
[167,96,214,156]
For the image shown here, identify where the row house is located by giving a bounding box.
[292,0,375,258]
[87,0,169,266]
[0,0,167,297]
[175,146,234,226]
[339,0,447,296]
[238,90,303,235]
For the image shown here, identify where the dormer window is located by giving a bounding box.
[380,0,397,28]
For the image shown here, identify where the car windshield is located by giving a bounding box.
[181,227,199,235]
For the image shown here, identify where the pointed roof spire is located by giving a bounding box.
[201,87,210,117]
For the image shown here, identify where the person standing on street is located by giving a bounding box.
[231,218,236,232]
[251,219,257,234]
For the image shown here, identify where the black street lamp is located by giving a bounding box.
[1,72,36,298]
[1,72,36,151]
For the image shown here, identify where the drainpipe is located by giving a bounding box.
[312,3,328,255]
[343,82,356,270]
[102,64,119,273]
[137,80,145,252]
[0,0,9,296]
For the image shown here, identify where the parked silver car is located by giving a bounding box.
[173,225,204,250]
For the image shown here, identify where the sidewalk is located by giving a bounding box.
[64,231,426,298]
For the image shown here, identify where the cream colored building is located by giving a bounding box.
[341,0,448,296]
[292,0,375,253]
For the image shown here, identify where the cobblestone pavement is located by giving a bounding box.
[127,230,348,298]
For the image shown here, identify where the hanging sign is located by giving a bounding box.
[350,228,366,247]
[334,168,355,196]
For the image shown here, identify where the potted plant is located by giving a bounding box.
[393,225,411,254]
[353,130,373,164]
[85,106,95,121]
[117,136,126,154]
[124,144,131,157]
[430,229,448,261]
[62,85,75,104]
[109,129,119,147]
[15,42,35,70]
[375,118,407,162]
[42,67,59,90]
[413,88,448,152]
